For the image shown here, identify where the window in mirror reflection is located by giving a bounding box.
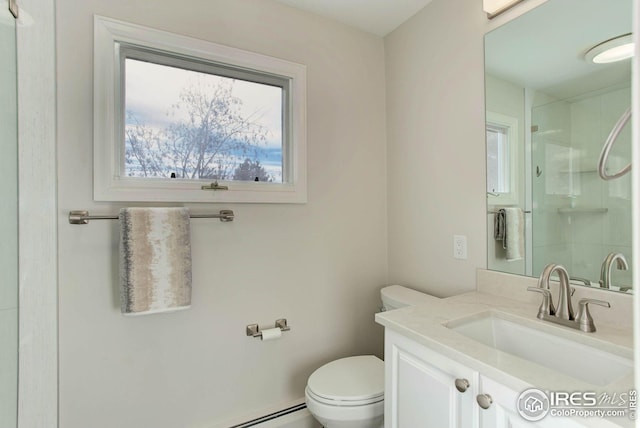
[486,123,510,193]
[486,111,518,205]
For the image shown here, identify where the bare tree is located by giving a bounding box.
[125,114,167,177]
[125,78,269,180]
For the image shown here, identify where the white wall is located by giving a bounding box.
[0,14,18,428]
[16,0,58,425]
[56,1,387,427]
[384,0,488,297]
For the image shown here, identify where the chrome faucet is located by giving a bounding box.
[528,263,610,332]
[599,252,628,289]
[537,263,573,320]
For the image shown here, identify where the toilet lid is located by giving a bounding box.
[307,355,384,402]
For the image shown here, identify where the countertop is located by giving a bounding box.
[375,290,635,428]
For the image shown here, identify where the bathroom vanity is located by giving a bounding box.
[375,270,634,428]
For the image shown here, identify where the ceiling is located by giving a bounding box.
[274,0,632,98]
[273,0,434,36]
[485,0,632,99]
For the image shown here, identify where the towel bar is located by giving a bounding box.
[68,209,234,224]
[488,210,531,214]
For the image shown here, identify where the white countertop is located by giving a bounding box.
[375,289,635,428]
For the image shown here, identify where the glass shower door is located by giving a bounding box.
[531,86,633,287]
[0,7,18,428]
[531,99,574,276]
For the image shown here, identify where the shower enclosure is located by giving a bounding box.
[0,6,18,428]
[531,84,633,289]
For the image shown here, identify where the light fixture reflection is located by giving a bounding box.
[585,34,634,64]
[483,0,525,19]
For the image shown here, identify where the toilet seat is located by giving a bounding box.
[306,386,383,407]
[306,355,384,407]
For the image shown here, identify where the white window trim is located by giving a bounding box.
[94,15,307,203]
[486,110,519,206]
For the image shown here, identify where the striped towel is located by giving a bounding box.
[119,207,192,315]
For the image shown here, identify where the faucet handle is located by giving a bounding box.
[527,287,554,319]
[576,298,610,333]
[578,298,610,308]
[570,277,591,286]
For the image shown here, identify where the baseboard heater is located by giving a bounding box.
[229,403,307,428]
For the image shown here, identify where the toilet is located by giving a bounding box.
[305,285,437,428]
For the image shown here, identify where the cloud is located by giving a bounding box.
[125,58,283,147]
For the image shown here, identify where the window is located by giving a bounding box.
[486,111,519,205]
[94,16,307,203]
[486,122,511,194]
[122,50,286,183]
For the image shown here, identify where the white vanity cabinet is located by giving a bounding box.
[477,375,554,428]
[477,375,591,428]
[385,329,587,428]
[384,329,478,428]
[476,375,538,428]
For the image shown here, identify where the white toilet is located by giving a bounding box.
[305,285,437,428]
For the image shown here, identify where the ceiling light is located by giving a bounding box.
[585,34,634,64]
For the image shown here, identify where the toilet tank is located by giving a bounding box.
[380,285,439,311]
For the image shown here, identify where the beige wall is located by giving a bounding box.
[56,1,387,427]
[384,0,548,297]
[385,0,487,297]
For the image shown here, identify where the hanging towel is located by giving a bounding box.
[493,210,505,242]
[500,207,524,262]
[119,207,192,316]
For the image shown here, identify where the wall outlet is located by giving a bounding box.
[453,235,467,260]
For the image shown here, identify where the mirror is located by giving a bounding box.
[484,0,633,293]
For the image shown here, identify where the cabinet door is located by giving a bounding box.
[478,376,535,428]
[478,376,587,428]
[385,330,477,428]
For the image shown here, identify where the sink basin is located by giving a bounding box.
[445,312,633,386]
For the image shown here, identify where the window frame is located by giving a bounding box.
[486,111,519,206]
[94,15,307,203]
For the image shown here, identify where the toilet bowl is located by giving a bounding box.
[305,355,384,428]
[305,285,438,428]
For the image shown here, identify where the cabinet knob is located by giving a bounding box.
[454,378,470,393]
[476,393,493,409]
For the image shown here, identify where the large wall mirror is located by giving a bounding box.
[485,0,633,293]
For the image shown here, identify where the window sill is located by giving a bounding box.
[94,178,307,204]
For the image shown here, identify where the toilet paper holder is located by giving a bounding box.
[246,318,290,339]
